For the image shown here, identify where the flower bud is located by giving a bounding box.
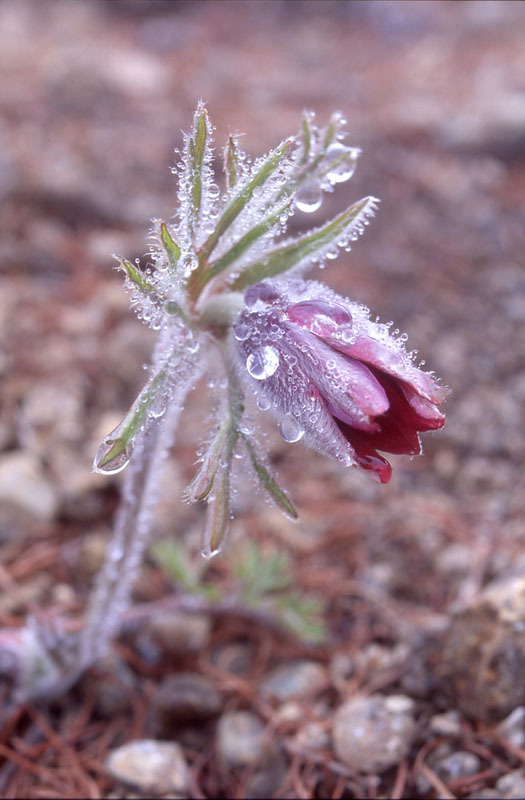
[232,279,446,483]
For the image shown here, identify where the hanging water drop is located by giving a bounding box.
[279,413,305,443]
[93,435,132,475]
[246,345,280,380]
[325,143,359,184]
[295,182,323,213]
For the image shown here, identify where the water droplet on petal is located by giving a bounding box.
[341,327,356,344]
[234,322,251,341]
[295,182,323,213]
[257,394,271,411]
[279,413,304,443]
[246,346,280,380]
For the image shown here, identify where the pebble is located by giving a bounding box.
[211,641,254,675]
[332,694,416,773]
[149,673,222,730]
[243,751,288,799]
[429,710,463,737]
[0,451,58,528]
[496,769,525,799]
[294,721,330,751]
[440,576,525,721]
[260,660,326,702]
[433,750,481,782]
[216,711,266,768]
[147,611,211,656]
[91,655,136,717]
[496,706,525,750]
[106,739,189,797]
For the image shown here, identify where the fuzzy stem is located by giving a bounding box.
[78,404,179,669]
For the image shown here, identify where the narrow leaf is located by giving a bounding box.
[231,196,379,290]
[194,200,292,293]
[190,104,209,221]
[224,135,241,191]
[201,464,231,559]
[160,222,181,269]
[93,364,169,474]
[187,425,229,502]
[243,437,298,519]
[198,138,294,265]
[118,259,156,295]
[300,111,314,164]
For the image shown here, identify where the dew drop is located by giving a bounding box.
[148,395,167,419]
[295,182,323,213]
[257,394,271,411]
[240,417,256,435]
[246,345,280,380]
[279,413,305,443]
[93,436,131,475]
[233,322,251,341]
[325,143,359,184]
[164,300,180,315]
[244,283,279,311]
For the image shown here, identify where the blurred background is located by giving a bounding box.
[1,1,525,797]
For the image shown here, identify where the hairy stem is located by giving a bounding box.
[78,405,180,669]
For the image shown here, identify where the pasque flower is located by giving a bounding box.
[1,106,450,705]
[233,279,446,483]
[93,102,447,561]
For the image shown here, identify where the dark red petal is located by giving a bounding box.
[334,368,443,480]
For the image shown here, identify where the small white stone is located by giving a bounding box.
[106,739,189,796]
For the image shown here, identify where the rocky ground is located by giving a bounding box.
[1,1,525,797]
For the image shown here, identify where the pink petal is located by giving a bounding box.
[329,333,448,405]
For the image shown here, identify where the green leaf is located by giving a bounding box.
[203,200,292,284]
[151,539,196,590]
[201,463,231,559]
[276,592,326,643]
[151,539,221,600]
[231,195,378,290]
[234,542,291,606]
[187,425,229,502]
[224,135,241,191]
[160,222,181,269]
[93,363,169,473]
[243,436,298,519]
[300,111,314,165]
[190,103,209,222]
[118,259,156,295]
[198,137,294,265]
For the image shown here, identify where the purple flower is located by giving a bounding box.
[232,279,446,483]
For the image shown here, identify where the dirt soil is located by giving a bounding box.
[1,1,525,798]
